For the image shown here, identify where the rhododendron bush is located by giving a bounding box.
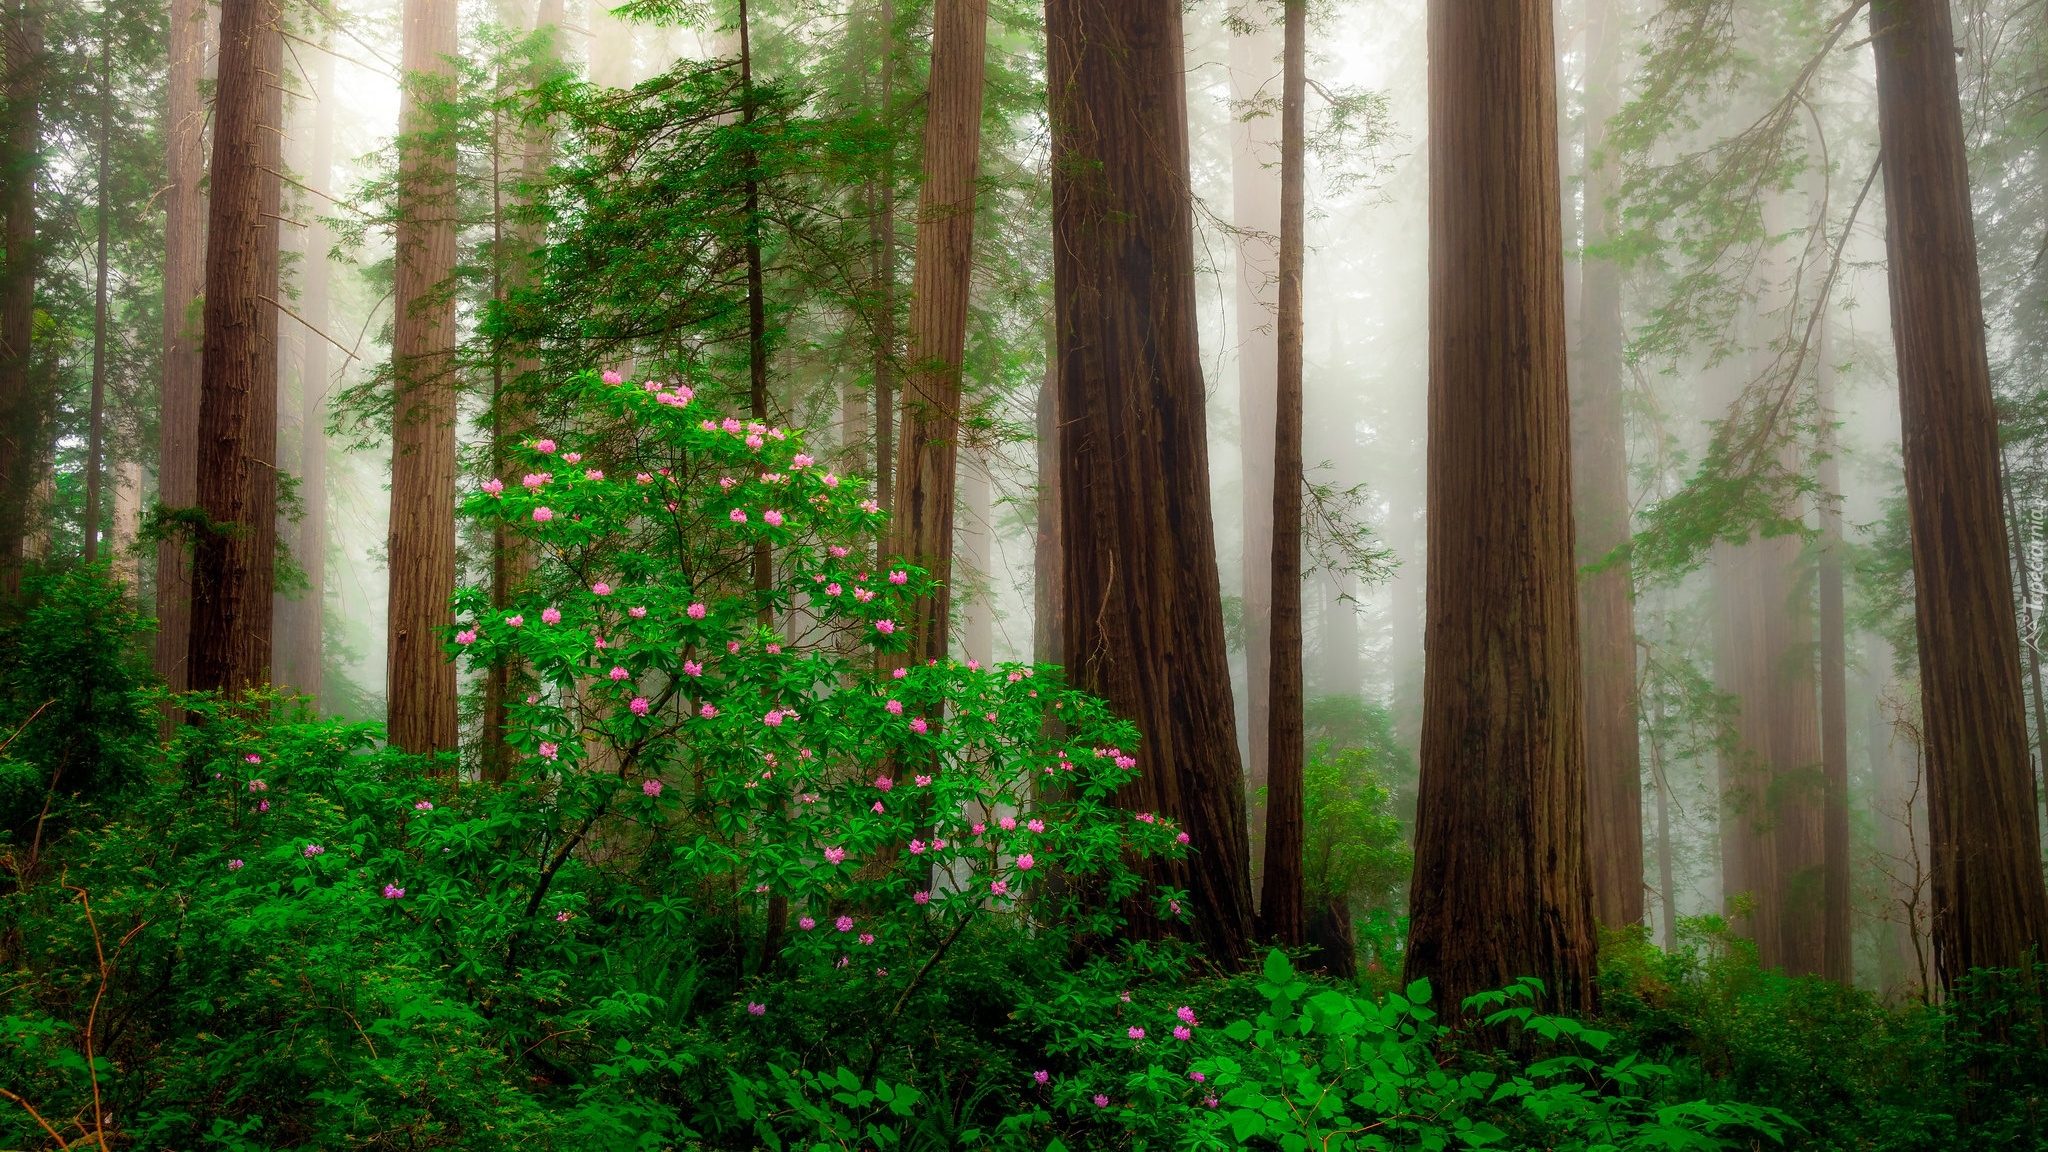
[449,368,1193,954]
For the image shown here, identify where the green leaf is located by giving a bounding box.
[1264,948,1296,985]
[1405,978,1431,1005]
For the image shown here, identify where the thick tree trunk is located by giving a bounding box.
[1404,0,1597,1014]
[1573,0,1644,932]
[1047,0,1256,966]
[1033,354,1061,666]
[387,0,461,753]
[1260,0,1307,949]
[156,0,206,689]
[1231,6,1281,890]
[890,0,989,664]
[1871,0,2048,982]
[0,0,44,594]
[190,0,282,695]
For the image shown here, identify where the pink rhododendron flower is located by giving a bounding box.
[991,880,1009,896]
[829,544,849,557]
[763,509,784,527]
[870,800,885,813]
[629,696,650,716]
[482,477,504,495]
[1033,1070,1049,1085]
[793,453,814,467]
[825,582,842,596]
[1016,853,1035,871]
[932,838,946,850]
[609,666,629,681]
[835,915,854,932]
[455,628,478,645]
[875,775,894,791]
[915,775,931,788]
[909,717,928,734]
[1027,819,1045,833]
[506,614,524,627]
[1176,832,1191,844]
[642,778,663,797]
[532,507,554,522]
[727,640,741,653]
[383,884,405,899]
[535,438,556,453]
[683,661,703,677]
[823,847,847,865]
[257,799,269,813]
[763,710,783,727]
[1189,1070,1206,1083]
[1177,1006,1198,1024]
[583,468,603,481]
[729,509,748,524]
[885,699,904,716]
[747,1002,766,1016]
[766,643,781,654]
[592,581,612,596]
[556,910,573,922]
[1093,1094,1109,1108]
[859,933,875,945]
[722,417,743,433]
[563,452,583,464]
[798,916,816,930]
[888,570,907,585]
[303,843,325,858]
[602,370,622,384]
[628,605,647,618]
[972,822,986,835]
[824,473,840,487]
[860,499,881,514]
[414,800,434,811]
[908,839,926,855]
[687,602,707,619]
[228,859,244,871]
[1000,816,1017,831]
[875,619,896,634]
[1128,1026,1145,1040]
[248,779,267,792]
[541,607,562,625]
[1174,1025,1192,1041]
[538,741,560,760]
[745,434,764,449]
[892,667,907,679]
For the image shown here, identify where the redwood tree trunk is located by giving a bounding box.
[1404,0,1597,1013]
[84,17,109,563]
[1231,9,1281,888]
[1818,328,1851,983]
[1573,0,1644,932]
[387,0,461,753]
[155,0,206,690]
[1259,0,1307,949]
[286,40,336,703]
[1047,0,1255,966]
[890,0,989,664]
[1870,0,2048,982]
[1033,355,1061,666]
[0,0,44,594]
[190,0,282,695]
[870,0,897,512]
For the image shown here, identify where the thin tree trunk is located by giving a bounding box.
[289,36,336,703]
[84,16,110,563]
[0,0,45,595]
[871,0,898,512]
[1817,324,1852,983]
[1231,6,1281,891]
[1870,0,2048,983]
[1259,0,1307,949]
[738,0,772,619]
[2006,485,2047,832]
[156,0,206,690]
[189,0,282,695]
[1655,751,1677,951]
[890,0,989,664]
[1574,0,1644,932]
[1047,0,1255,965]
[958,455,991,665]
[387,0,461,753]
[1032,352,1060,666]
[1404,0,1597,1014]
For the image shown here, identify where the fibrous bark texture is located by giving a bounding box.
[387,0,461,754]
[1033,357,1061,666]
[1047,0,1255,966]
[277,43,335,702]
[190,0,282,694]
[890,0,989,665]
[1260,0,1307,949]
[1573,0,1643,932]
[1871,0,2048,983]
[0,0,45,594]
[1405,0,1597,1014]
[155,0,205,690]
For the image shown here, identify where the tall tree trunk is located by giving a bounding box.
[1714,537,1780,960]
[387,0,461,754]
[1573,0,1644,932]
[1404,0,1597,1014]
[283,37,337,702]
[1870,0,2048,982]
[0,0,44,595]
[156,0,207,689]
[484,0,561,780]
[871,0,897,512]
[1046,0,1255,965]
[738,0,772,617]
[190,0,282,695]
[2007,484,2047,833]
[84,15,110,563]
[1231,3,1281,891]
[958,454,991,664]
[1033,354,1061,666]
[1260,0,1307,949]
[890,0,989,664]
[1817,323,1852,983]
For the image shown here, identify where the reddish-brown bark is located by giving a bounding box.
[1047,0,1255,966]
[154,0,206,689]
[1404,0,1598,1014]
[189,0,282,694]
[0,0,45,593]
[1871,0,2048,982]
